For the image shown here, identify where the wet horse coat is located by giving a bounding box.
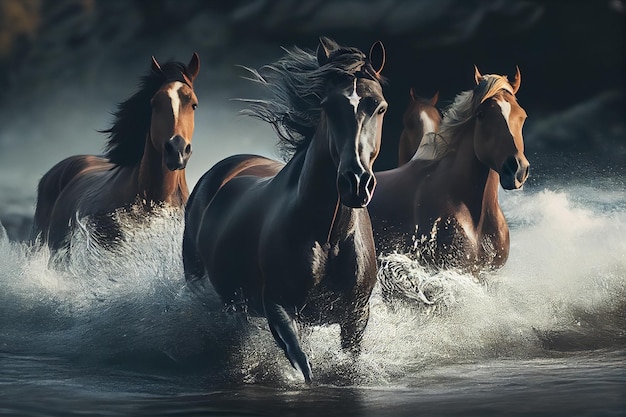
[32,54,200,253]
[183,38,387,383]
[369,67,529,273]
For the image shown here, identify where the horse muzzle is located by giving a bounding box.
[164,135,192,171]
[499,154,530,190]
[337,170,376,208]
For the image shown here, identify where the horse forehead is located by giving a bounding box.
[419,110,438,134]
[168,81,184,103]
[496,93,525,118]
[343,78,384,111]
[496,97,512,124]
[344,78,361,113]
[355,77,383,97]
[494,94,526,138]
[158,81,195,100]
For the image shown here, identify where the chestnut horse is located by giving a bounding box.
[369,67,529,274]
[32,53,200,253]
[183,38,387,383]
[397,89,442,166]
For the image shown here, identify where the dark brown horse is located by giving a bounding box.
[369,67,529,274]
[32,53,200,253]
[397,89,441,166]
[183,38,387,383]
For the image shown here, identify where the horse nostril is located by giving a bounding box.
[164,140,176,154]
[503,156,520,175]
[184,144,192,155]
[360,173,376,203]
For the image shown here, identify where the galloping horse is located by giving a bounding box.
[183,38,387,383]
[397,89,441,166]
[32,53,200,253]
[369,67,529,274]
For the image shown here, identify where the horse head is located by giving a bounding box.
[317,37,388,208]
[150,53,200,171]
[473,66,530,190]
[406,89,441,139]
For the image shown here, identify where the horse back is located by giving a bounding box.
[32,155,111,243]
[185,154,282,230]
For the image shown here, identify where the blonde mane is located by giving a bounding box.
[413,74,515,161]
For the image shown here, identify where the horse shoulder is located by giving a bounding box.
[195,175,269,305]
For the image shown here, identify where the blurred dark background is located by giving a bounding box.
[0,0,624,239]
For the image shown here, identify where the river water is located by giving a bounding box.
[0,152,624,416]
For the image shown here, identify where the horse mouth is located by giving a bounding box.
[165,160,187,171]
[341,195,371,208]
[500,156,529,190]
[500,176,523,190]
[337,171,376,208]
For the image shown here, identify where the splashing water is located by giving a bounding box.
[0,185,625,390]
[373,185,626,375]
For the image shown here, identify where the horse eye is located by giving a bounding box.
[192,103,198,110]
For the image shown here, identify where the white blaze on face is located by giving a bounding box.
[419,110,437,135]
[497,98,513,135]
[346,78,361,114]
[167,81,184,125]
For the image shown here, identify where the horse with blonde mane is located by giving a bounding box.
[369,67,529,274]
[32,53,200,254]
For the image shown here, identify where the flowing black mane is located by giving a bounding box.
[241,39,383,159]
[101,60,194,166]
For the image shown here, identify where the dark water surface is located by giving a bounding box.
[1,170,625,416]
[1,351,624,417]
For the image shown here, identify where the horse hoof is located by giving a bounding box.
[303,368,313,385]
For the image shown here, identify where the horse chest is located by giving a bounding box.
[428,210,508,270]
[310,241,335,284]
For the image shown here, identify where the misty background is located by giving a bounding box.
[0,0,624,240]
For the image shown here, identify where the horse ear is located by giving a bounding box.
[187,52,200,82]
[430,91,439,106]
[369,40,385,76]
[409,87,416,101]
[474,65,483,85]
[151,56,162,73]
[511,65,521,94]
[317,36,338,66]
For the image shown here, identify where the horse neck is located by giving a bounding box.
[295,124,338,205]
[137,133,189,206]
[291,125,358,242]
[445,125,501,220]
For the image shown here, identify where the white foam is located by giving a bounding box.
[0,186,624,386]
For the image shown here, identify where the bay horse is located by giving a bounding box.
[397,89,442,166]
[31,53,200,253]
[369,67,529,274]
[183,37,387,383]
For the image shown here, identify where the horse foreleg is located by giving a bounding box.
[339,304,370,356]
[263,295,313,384]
